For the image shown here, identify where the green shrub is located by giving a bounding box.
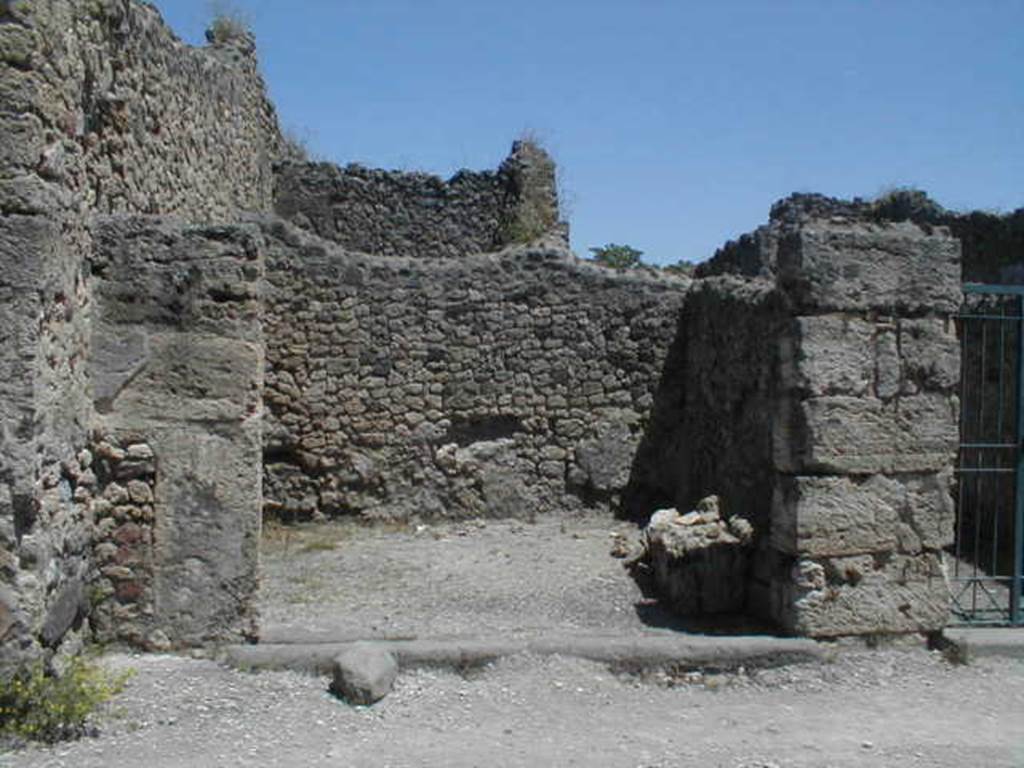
[0,657,131,743]
[589,243,644,270]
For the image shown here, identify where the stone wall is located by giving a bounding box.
[627,276,788,526]
[261,219,687,521]
[274,140,565,259]
[631,196,962,637]
[88,216,264,648]
[0,0,984,659]
[0,0,279,669]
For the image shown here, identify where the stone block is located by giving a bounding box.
[774,392,958,474]
[899,317,959,393]
[780,315,874,397]
[643,500,754,615]
[772,472,954,557]
[0,214,55,289]
[0,66,41,116]
[0,24,35,68]
[777,223,961,315]
[41,577,85,647]
[94,332,262,425]
[0,113,44,173]
[91,217,264,342]
[149,423,262,646]
[330,643,399,705]
[572,408,641,493]
[0,176,67,215]
[777,552,950,637]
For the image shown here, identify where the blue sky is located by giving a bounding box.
[155,1,1023,266]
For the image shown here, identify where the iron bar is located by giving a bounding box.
[1013,294,1024,624]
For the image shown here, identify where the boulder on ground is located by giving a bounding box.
[330,642,399,705]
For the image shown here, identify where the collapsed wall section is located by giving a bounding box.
[274,140,565,258]
[1,0,280,667]
[261,219,687,521]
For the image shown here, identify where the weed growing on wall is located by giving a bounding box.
[497,135,561,244]
[206,0,251,44]
[0,657,132,743]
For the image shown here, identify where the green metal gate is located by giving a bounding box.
[952,284,1024,625]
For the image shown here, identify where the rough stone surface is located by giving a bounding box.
[0,0,973,667]
[777,223,962,315]
[88,218,264,647]
[330,642,399,705]
[0,0,280,670]
[771,472,955,559]
[774,392,959,475]
[261,219,686,521]
[275,140,566,258]
[778,552,952,637]
[642,497,755,615]
[631,200,960,637]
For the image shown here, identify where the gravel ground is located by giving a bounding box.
[5,647,1024,767]
[257,512,749,641]
[5,513,1024,767]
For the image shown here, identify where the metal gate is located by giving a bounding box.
[952,284,1024,625]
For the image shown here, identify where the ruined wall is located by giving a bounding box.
[261,219,687,521]
[87,217,264,648]
[627,276,788,524]
[632,196,962,636]
[274,140,565,259]
[0,0,280,667]
[952,209,1024,285]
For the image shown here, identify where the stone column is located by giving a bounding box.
[768,219,962,636]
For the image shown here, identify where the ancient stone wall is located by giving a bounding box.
[627,276,788,525]
[274,140,565,259]
[0,0,279,668]
[88,216,264,648]
[632,196,962,636]
[261,219,687,521]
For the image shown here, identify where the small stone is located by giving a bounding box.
[127,480,153,504]
[101,565,133,580]
[330,643,399,705]
[95,440,125,462]
[125,443,154,461]
[146,630,172,651]
[103,483,130,504]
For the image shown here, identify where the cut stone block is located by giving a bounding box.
[93,331,262,424]
[899,317,959,394]
[0,214,55,289]
[0,113,44,172]
[779,315,875,397]
[772,471,955,557]
[774,392,958,474]
[149,423,262,646]
[777,552,951,637]
[777,223,961,315]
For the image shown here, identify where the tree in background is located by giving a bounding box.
[663,259,697,277]
[588,243,643,270]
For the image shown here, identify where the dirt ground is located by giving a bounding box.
[5,513,1024,768]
